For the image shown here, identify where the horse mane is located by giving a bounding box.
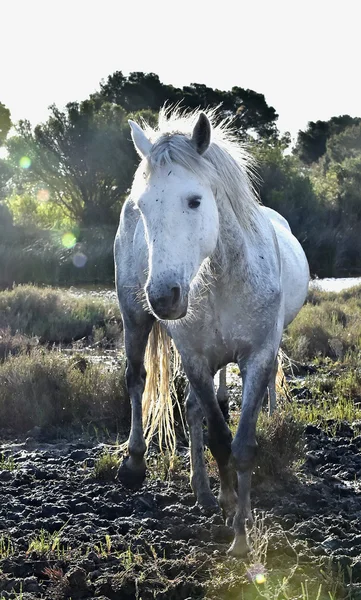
[140,105,261,234]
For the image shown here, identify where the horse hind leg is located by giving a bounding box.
[268,356,278,416]
[217,367,230,422]
[117,313,154,489]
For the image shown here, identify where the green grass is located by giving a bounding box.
[0,534,14,558]
[93,449,120,480]
[0,452,16,471]
[27,528,69,558]
[288,361,361,430]
[0,284,121,344]
[0,350,129,433]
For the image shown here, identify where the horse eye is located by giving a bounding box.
[188,197,201,209]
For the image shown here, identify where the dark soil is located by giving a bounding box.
[0,420,360,599]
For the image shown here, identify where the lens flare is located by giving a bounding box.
[247,563,267,584]
[72,252,87,268]
[19,156,31,169]
[62,233,77,249]
[37,188,50,202]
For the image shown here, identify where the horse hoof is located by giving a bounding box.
[117,457,146,490]
[225,514,235,528]
[227,535,250,558]
[196,493,220,515]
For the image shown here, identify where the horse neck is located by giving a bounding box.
[210,194,260,280]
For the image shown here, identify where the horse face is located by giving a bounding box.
[135,163,219,320]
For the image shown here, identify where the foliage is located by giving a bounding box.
[5,185,75,229]
[0,224,116,288]
[295,115,361,165]
[0,102,11,146]
[95,71,279,138]
[7,100,137,226]
[0,159,13,200]
[2,69,361,279]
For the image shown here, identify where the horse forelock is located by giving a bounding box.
[140,106,261,235]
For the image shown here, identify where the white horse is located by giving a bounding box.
[114,108,309,556]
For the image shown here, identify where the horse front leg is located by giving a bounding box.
[185,387,218,510]
[184,360,237,523]
[228,352,275,556]
[117,313,154,489]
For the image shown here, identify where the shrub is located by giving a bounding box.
[255,409,304,481]
[0,350,129,433]
[0,328,38,361]
[0,225,115,288]
[283,285,361,362]
[0,285,121,343]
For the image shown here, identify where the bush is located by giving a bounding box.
[0,285,121,343]
[255,409,304,481]
[0,328,38,361]
[0,350,129,433]
[0,225,116,288]
[283,284,361,362]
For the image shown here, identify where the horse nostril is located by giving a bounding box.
[171,286,181,307]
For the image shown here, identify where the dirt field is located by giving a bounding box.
[0,416,360,599]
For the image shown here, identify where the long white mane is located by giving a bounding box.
[138,106,261,234]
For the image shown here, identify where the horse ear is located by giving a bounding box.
[128,120,153,158]
[191,113,211,155]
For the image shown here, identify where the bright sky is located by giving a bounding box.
[1,0,360,142]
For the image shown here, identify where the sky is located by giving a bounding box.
[1,0,360,142]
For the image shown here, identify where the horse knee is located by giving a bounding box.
[185,393,202,424]
[217,398,230,422]
[208,423,232,466]
[126,362,146,390]
[231,441,258,472]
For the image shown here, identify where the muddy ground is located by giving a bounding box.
[0,415,361,599]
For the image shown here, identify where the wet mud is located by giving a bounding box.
[0,417,360,599]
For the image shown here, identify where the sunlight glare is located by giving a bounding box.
[62,232,77,249]
[19,156,31,169]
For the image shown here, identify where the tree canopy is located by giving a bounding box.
[295,115,361,165]
[0,102,11,146]
[7,100,138,226]
[94,71,279,138]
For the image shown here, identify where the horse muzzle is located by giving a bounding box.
[146,284,188,320]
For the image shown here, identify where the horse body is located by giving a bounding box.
[114,108,309,556]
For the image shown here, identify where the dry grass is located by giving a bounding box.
[283,284,361,362]
[0,350,129,433]
[0,284,121,344]
[255,408,305,481]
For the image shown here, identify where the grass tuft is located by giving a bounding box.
[255,408,305,481]
[93,450,120,481]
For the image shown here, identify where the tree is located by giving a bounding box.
[0,159,13,200]
[94,71,279,139]
[0,102,11,146]
[295,115,361,165]
[7,100,138,226]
